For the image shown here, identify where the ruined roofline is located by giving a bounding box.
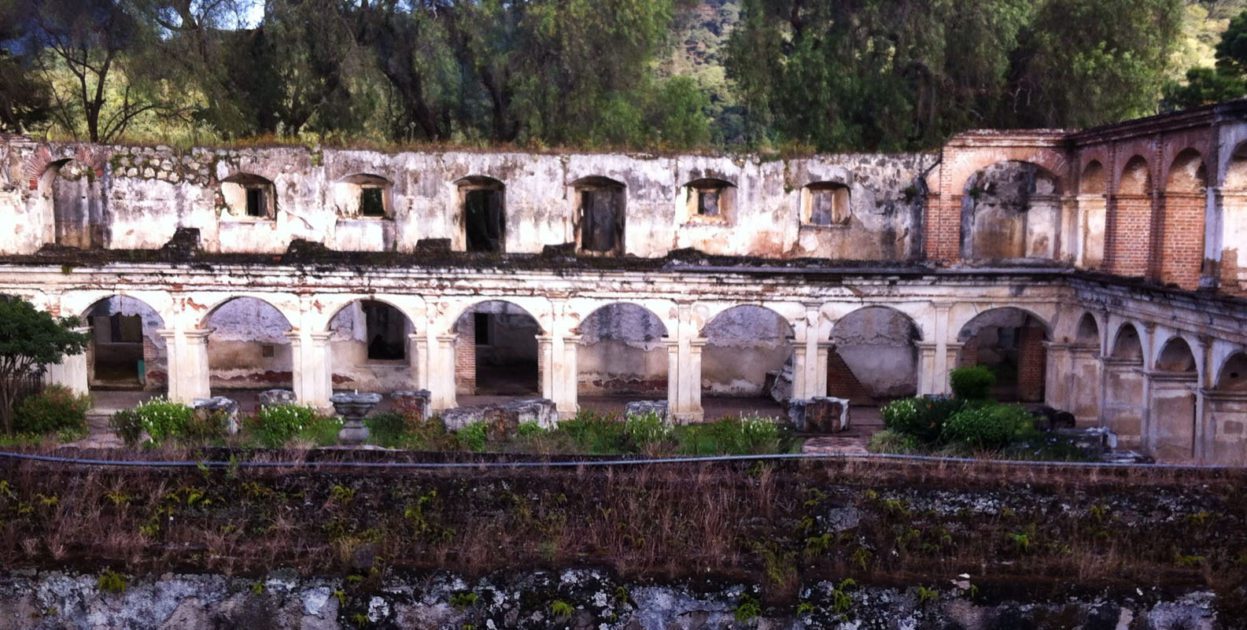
[4,134,941,164]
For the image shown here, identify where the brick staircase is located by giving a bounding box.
[825,349,876,405]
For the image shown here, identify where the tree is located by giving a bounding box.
[0,296,89,434]
[0,0,51,133]
[25,0,156,142]
[1163,7,1247,111]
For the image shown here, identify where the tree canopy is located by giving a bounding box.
[0,296,89,434]
[0,0,1235,151]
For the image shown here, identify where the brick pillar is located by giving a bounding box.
[1107,194,1154,278]
[455,315,475,395]
[1158,192,1206,289]
[1016,326,1047,402]
[924,193,962,262]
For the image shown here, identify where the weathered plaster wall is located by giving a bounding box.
[0,139,932,261]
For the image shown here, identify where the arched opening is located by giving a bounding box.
[961,161,1061,261]
[682,178,735,223]
[1075,313,1100,348]
[700,305,791,419]
[457,176,506,253]
[220,173,276,219]
[1159,149,1207,288]
[454,301,540,401]
[1209,352,1247,465]
[575,303,669,414]
[1150,337,1199,462]
[1221,143,1247,292]
[1103,323,1146,448]
[1109,157,1152,277]
[333,174,393,219]
[572,176,625,255]
[1079,161,1107,268]
[1066,312,1103,424]
[956,307,1049,402]
[829,307,920,404]
[204,297,294,402]
[326,300,417,392]
[81,297,166,407]
[45,159,100,249]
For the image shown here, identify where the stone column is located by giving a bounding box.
[665,337,704,424]
[790,341,808,399]
[916,342,939,396]
[814,341,833,398]
[429,334,458,412]
[666,339,679,413]
[162,328,211,404]
[1043,342,1072,410]
[1200,187,1222,291]
[44,326,90,396]
[288,331,332,411]
[536,334,556,403]
[555,335,580,420]
[408,333,429,390]
[941,342,964,396]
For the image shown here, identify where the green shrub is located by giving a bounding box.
[119,398,193,445]
[941,403,1035,450]
[950,365,996,400]
[14,385,90,434]
[880,396,963,444]
[517,421,544,437]
[556,411,626,454]
[109,409,143,445]
[247,404,322,448]
[867,429,921,454]
[623,411,672,452]
[457,421,488,452]
[365,411,408,445]
[733,415,782,453]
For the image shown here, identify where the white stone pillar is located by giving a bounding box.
[916,342,939,396]
[408,333,429,390]
[790,341,808,399]
[814,341,832,398]
[537,334,555,400]
[429,334,458,412]
[288,331,333,411]
[665,339,679,413]
[555,335,580,420]
[1043,342,1073,410]
[680,339,706,423]
[941,342,964,396]
[161,328,211,404]
[932,304,952,395]
[44,326,89,396]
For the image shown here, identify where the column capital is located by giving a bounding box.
[689,338,708,349]
[437,334,458,344]
[563,334,583,345]
[184,328,212,341]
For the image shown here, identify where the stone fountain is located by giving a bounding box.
[331,392,382,445]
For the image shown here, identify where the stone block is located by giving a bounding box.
[624,400,669,423]
[192,396,240,435]
[442,398,558,436]
[787,396,851,433]
[259,389,297,406]
[390,390,431,421]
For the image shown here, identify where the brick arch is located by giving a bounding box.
[830,305,923,342]
[1116,155,1153,196]
[1156,148,1208,289]
[937,146,1071,199]
[1080,160,1107,195]
[1163,147,1209,192]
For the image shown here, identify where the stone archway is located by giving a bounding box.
[1209,352,1247,465]
[700,305,792,419]
[960,161,1062,261]
[81,296,167,393]
[575,303,669,397]
[1102,323,1146,448]
[1149,336,1199,462]
[204,297,295,398]
[453,300,541,400]
[829,306,920,404]
[326,299,418,393]
[956,307,1049,402]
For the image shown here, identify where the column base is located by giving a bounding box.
[671,409,704,425]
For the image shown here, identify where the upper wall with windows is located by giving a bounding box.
[0,139,932,260]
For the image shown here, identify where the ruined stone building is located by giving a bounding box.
[1,101,1246,464]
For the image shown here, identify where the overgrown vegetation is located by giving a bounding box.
[0,454,1242,614]
[873,365,1090,460]
[0,296,89,435]
[12,385,89,436]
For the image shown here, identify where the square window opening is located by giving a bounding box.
[359,187,386,217]
[245,188,266,218]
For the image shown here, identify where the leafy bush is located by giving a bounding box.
[247,404,324,448]
[109,409,143,445]
[950,365,996,401]
[14,385,90,434]
[456,421,488,452]
[181,409,230,443]
[557,411,626,454]
[867,429,921,454]
[880,396,963,444]
[624,411,673,452]
[517,421,544,437]
[365,411,407,445]
[113,398,193,445]
[941,403,1035,450]
[677,415,784,455]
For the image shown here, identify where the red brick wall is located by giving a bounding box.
[1017,326,1047,402]
[1106,195,1155,278]
[924,194,962,262]
[1158,193,1205,290]
[455,316,475,395]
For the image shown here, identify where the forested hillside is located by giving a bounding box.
[0,0,1244,153]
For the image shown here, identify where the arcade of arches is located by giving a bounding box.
[5,102,1247,464]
